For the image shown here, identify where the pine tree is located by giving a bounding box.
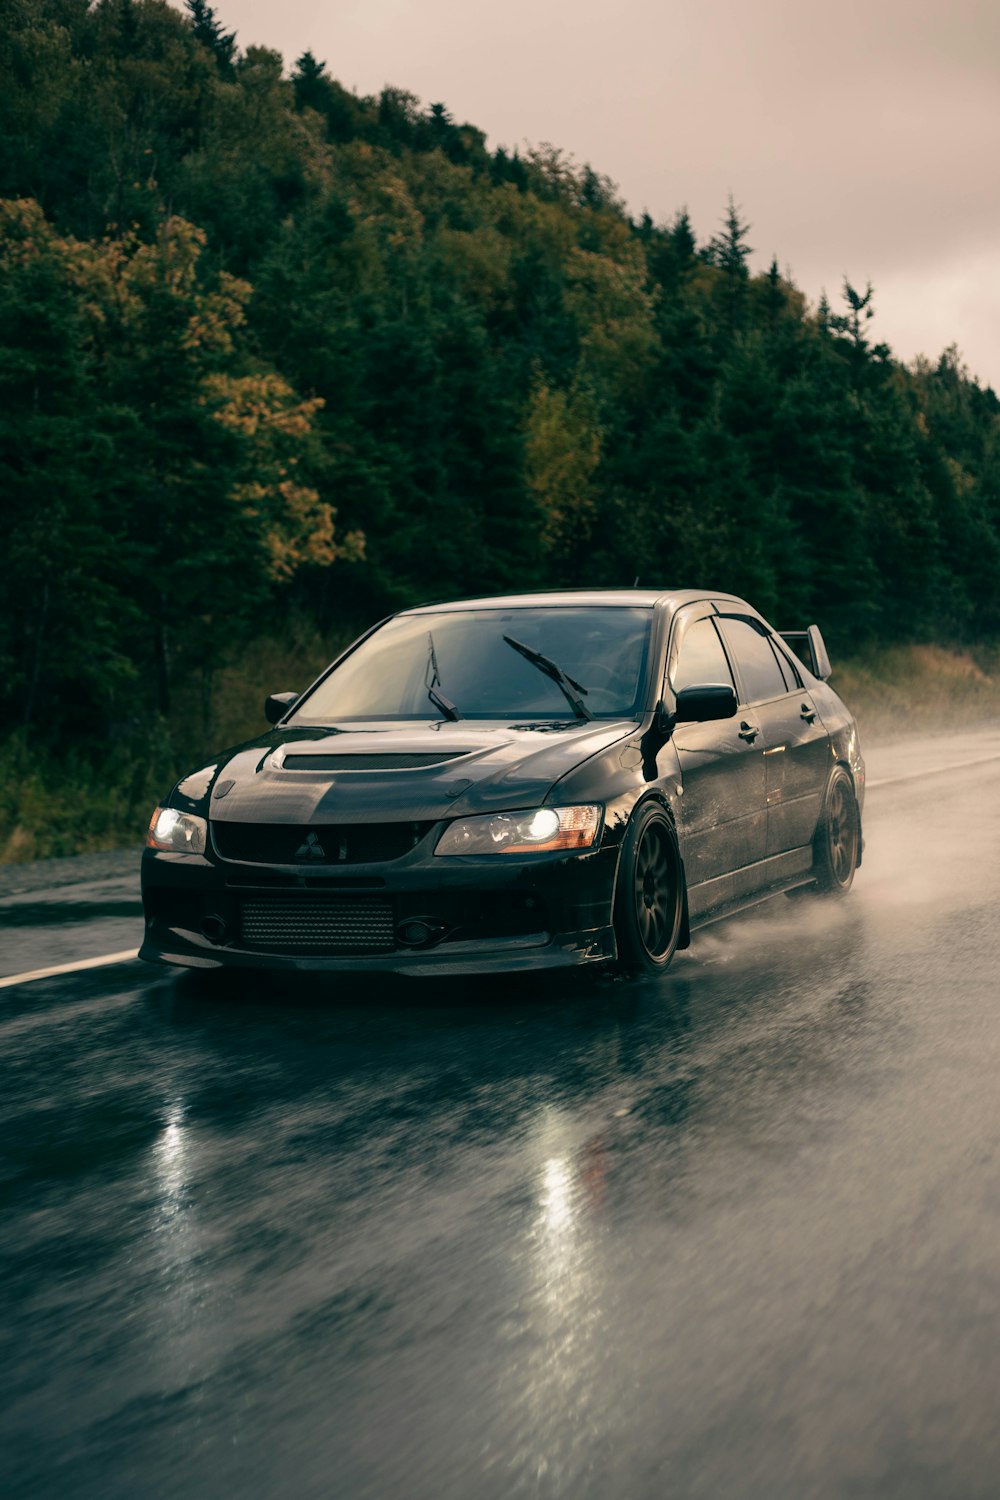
[708,195,752,276]
[670,209,697,261]
[707,196,753,336]
[292,49,327,112]
[830,278,874,349]
[816,290,832,333]
[185,0,236,75]
[764,257,783,328]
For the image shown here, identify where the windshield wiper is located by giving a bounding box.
[425,632,461,721]
[502,635,593,721]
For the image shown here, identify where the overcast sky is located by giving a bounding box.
[207,0,1000,387]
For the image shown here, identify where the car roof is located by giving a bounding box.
[401,589,752,615]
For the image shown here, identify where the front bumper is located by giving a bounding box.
[139,841,620,978]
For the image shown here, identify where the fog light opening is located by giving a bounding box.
[396,917,446,949]
[201,914,228,944]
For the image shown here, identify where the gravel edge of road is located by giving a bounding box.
[0,848,143,899]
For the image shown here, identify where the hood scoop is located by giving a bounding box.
[280,750,474,772]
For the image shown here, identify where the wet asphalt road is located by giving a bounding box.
[3,727,1000,1500]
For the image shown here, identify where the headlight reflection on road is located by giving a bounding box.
[541,1156,574,1234]
[152,1103,187,1212]
[148,1099,216,1385]
[503,1110,618,1476]
[530,1109,606,1315]
[149,1102,203,1308]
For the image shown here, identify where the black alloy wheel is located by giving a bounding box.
[814,768,861,894]
[613,803,684,975]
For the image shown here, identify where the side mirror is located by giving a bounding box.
[264,691,299,725]
[674,683,739,723]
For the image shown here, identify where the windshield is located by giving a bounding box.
[292,606,653,723]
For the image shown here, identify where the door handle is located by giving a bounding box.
[800,704,816,723]
[738,720,759,743]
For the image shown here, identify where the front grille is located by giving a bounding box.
[213,821,432,865]
[239,895,395,953]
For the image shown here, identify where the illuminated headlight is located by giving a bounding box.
[434,805,601,856]
[146,806,207,854]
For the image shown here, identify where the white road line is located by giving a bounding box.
[866,752,1000,790]
[0,949,138,991]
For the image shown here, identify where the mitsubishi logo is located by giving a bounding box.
[295,831,327,860]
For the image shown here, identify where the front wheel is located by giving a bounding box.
[613,803,685,976]
[813,768,860,895]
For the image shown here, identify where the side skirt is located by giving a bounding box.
[686,846,814,930]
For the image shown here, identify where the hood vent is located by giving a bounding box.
[281,751,471,771]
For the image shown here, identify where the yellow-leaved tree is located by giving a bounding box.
[525,377,603,574]
[0,201,362,725]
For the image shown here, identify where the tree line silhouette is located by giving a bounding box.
[2,0,999,763]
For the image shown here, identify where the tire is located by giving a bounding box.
[812,768,860,895]
[613,802,685,975]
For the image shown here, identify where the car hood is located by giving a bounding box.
[173,720,638,825]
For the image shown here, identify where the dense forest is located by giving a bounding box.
[2,0,999,854]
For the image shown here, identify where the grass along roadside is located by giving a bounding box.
[2,639,999,864]
[831,643,1000,745]
[0,623,341,866]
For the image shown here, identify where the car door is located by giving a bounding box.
[715,615,831,859]
[664,607,768,903]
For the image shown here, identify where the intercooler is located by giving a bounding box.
[239,895,396,953]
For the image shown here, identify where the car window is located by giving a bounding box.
[770,641,800,692]
[292,606,653,722]
[719,618,790,703]
[670,616,735,693]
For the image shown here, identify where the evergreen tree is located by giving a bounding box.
[708,195,753,276]
[185,0,236,74]
[292,49,328,113]
[707,195,753,335]
[670,208,697,260]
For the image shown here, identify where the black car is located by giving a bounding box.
[139,590,864,979]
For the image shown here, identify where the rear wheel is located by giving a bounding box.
[813,768,860,894]
[613,803,684,975]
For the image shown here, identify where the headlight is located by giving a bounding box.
[434,805,601,856]
[146,806,207,854]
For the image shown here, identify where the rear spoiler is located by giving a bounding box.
[778,625,832,682]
